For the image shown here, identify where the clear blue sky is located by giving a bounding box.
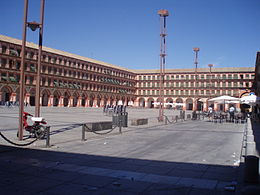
[1,0,259,70]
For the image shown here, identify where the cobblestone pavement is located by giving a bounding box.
[0,107,246,194]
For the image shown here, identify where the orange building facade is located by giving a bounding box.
[0,35,255,111]
[135,68,255,111]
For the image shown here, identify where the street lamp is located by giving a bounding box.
[18,0,45,140]
[193,47,200,111]
[158,9,169,122]
[208,64,213,97]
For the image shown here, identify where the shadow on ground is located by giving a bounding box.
[0,144,240,194]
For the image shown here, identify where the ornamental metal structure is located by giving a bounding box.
[158,9,169,122]
[193,47,200,111]
[19,0,45,140]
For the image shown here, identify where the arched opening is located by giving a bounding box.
[176,98,184,110]
[89,94,94,107]
[64,92,69,107]
[29,89,36,106]
[139,98,145,107]
[53,91,60,107]
[103,96,108,106]
[147,98,155,108]
[0,86,12,105]
[166,98,173,109]
[72,92,79,107]
[197,100,203,111]
[97,95,101,107]
[186,98,193,110]
[81,94,86,107]
[41,90,50,106]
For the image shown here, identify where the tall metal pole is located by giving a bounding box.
[193,47,200,111]
[158,9,169,122]
[18,0,29,140]
[35,0,45,117]
[208,64,213,99]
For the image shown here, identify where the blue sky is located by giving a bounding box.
[1,0,260,70]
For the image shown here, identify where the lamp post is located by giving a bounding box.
[208,64,213,98]
[18,0,45,140]
[193,47,200,111]
[158,9,169,122]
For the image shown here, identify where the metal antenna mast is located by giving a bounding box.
[158,9,169,122]
[193,47,200,111]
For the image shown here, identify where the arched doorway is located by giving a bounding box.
[81,94,86,107]
[29,89,36,106]
[186,98,193,110]
[139,98,145,107]
[41,90,50,106]
[72,92,79,107]
[176,98,184,110]
[53,91,60,107]
[1,86,12,105]
[166,98,173,109]
[147,98,155,108]
[64,92,70,107]
[97,95,101,107]
[89,94,94,107]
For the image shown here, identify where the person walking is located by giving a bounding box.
[229,105,235,122]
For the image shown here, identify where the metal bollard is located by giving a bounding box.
[45,126,50,147]
[119,115,122,134]
[82,124,86,141]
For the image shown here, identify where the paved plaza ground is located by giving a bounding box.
[0,107,248,194]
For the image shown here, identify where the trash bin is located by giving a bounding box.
[112,112,128,127]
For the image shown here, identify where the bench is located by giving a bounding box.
[131,118,148,126]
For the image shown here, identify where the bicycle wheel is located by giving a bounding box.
[35,125,46,139]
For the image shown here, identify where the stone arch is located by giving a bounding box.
[109,95,115,105]
[89,94,95,107]
[0,85,12,104]
[115,95,120,105]
[166,98,173,109]
[138,98,145,107]
[147,97,155,108]
[96,94,101,107]
[72,91,79,107]
[186,98,193,110]
[53,90,61,107]
[103,95,108,106]
[176,98,184,110]
[29,88,36,106]
[41,89,51,106]
[81,93,87,107]
[63,91,71,107]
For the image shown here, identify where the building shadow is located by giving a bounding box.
[0,144,240,194]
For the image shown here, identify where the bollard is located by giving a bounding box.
[82,124,86,141]
[45,126,50,147]
[119,115,122,134]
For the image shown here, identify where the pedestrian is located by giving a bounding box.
[229,105,235,122]
[208,106,213,121]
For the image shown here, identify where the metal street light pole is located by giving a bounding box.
[208,64,213,99]
[18,0,29,140]
[18,0,45,140]
[193,47,200,111]
[35,0,45,117]
[158,9,169,122]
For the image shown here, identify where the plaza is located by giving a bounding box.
[0,107,248,194]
